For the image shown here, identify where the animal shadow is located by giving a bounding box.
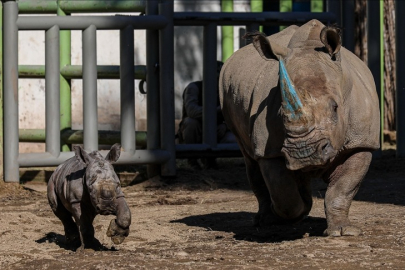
[36,232,116,252]
[172,212,327,243]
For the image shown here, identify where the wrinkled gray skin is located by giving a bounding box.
[47,143,131,250]
[219,20,380,236]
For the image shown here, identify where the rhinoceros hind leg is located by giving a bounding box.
[323,151,372,237]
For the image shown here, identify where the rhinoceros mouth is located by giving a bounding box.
[281,137,337,170]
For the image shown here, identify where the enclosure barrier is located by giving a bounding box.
[2,0,175,182]
[7,0,389,183]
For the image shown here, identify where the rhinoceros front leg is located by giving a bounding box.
[71,203,96,251]
[323,151,372,237]
[243,153,274,226]
[259,157,312,223]
[106,197,131,244]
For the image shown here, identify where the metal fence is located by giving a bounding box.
[7,0,387,183]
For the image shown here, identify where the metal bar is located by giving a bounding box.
[82,25,98,151]
[58,4,72,152]
[3,1,19,182]
[173,12,337,26]
[17,15,168,30]
[175,143,241,152]
[367,0,381,154]
[19,65,146,80]
[326,0,341,26]
[146,0,161,177]
[159,0,176,176]
[45,25,60,157]
[396,0,405,157]
[19,129,147,148]
[202,23,217,148]
[341,0,355,52]
[0,2,4,180]
[221,0,233,62]
[120,25,136,154]
[17,0,146,14]
[18,149,171,167]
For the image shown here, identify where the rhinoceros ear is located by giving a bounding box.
[244,31,290,61]
[320,26,342,59]
[73,145,92,165]
[105,143,121,163]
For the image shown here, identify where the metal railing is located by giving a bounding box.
[2,0,344,182]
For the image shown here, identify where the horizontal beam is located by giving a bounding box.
[174,11,336,26]
[17,15,167,30]
[18,65,147,80]
[17,0,145,14]
[19,129,147,148]
[18,149,171,167]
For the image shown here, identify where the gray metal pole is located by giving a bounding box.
[146,0,161,177]
[342,0,355,52]
[3,1,19,182]
[45,25,60,157]
[326,0,341,26]
[159,0,176,176]
[396,0,405,157]
[120,25,136,155]
[82,25,98,151]
[202,23,218,148]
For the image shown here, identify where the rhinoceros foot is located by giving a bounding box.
[107,219,129,245]
[323,225,362,237]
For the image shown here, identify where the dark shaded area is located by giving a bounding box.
[172,212,326,243]
[36,232,116,252]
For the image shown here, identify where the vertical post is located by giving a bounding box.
[221,0,233,62]
[203,23,217,148]
[367,0,382,153]
[159,0,176,176]
[57,4,72,152]
[146,0,160,177]
[45,25,60,157]
[82,25,98,151]
[250,0,262,32]
[396,0,405,157]
[0,2,4,180]
[341,0,355,52]
[120,25,135,155]
[326,0,341,26]
[3,0,19,182]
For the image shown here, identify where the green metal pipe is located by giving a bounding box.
[58,4,72,152]
[221,0,233,62]
[17,0,145,14]
[311,0,324,12]
[19,129,147,148]
[250,0,263,32]
[18,65,147,80]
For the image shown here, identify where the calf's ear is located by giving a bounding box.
[244,31,290,61]
[105,143,121,163]
[73,145,92,165]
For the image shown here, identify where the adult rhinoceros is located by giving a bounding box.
[219,19,379,236]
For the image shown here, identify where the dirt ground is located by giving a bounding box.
[1,148,405,270]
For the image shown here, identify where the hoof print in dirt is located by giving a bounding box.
[47,143,132,250]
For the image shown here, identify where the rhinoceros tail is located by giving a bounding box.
[47,176,58,212]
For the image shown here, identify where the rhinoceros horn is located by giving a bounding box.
[279,59,304,121]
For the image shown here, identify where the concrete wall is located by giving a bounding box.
[18,1,251,152]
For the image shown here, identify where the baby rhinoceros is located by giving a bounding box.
[47,143,131,250]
